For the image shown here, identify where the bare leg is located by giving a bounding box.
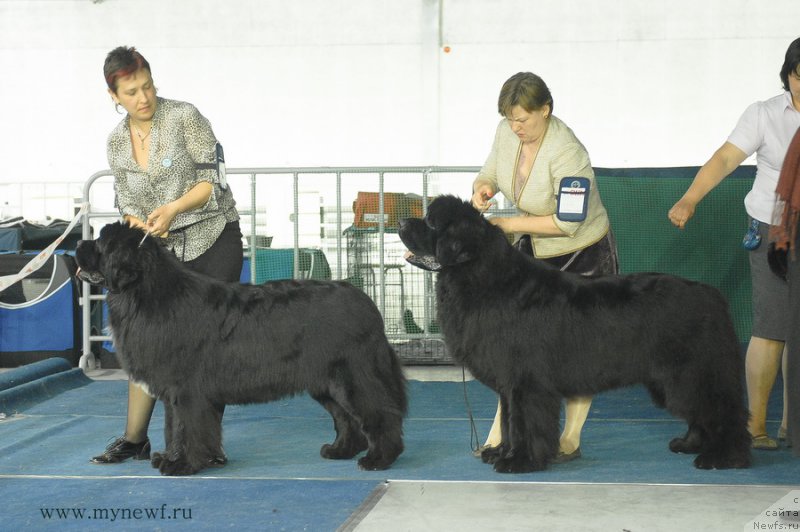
[484,395,593,454]
[482,398,503,447]
[781,346,789,437]
[745,336,784,438]
[124,381,156,443]
[560,396,592,454]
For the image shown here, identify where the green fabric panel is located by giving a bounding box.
[595,167,756,343]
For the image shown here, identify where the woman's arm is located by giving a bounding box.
[489,213,565,236]
[183,104,218,185]
[668,142,747,229]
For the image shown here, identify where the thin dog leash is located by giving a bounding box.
[462,367,482,453]
[139,225,187,261]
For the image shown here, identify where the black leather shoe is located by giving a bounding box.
[90,436,151,464]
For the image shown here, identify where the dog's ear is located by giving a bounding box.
[435,221,478,267]
[105,261,141,293]
[102,240,142,292]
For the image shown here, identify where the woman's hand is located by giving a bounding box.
[471,182,496,212]
[146,203,179,237]
[124,215,148,231]
[668,198,696,229]
[668,142,747,230]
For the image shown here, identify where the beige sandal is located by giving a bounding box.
[751,434,778,450]
[472,444,495,458]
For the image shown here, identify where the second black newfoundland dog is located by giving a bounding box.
[76,222,406,476]
[399,195,751,473]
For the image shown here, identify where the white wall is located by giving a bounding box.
[0,0,797,188]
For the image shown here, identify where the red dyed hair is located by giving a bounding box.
[103,46,151,92]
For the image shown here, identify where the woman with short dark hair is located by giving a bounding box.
[91,46,243,465]
[669,37,800,451]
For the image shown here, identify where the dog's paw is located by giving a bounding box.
[357,454,391,471]
[150,451,166,469]
[320,442,363,460]
[669,436,701,454]
[693,452,718,470]
[493,454,544,474]
[158,456,198,476]
[693,451,751,470]
[207,454,228,468]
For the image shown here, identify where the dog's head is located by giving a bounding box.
[75,222,153,292]
[399,195,492,271]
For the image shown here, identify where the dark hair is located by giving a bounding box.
[497,72,553,117]
[104,46,151,92]
[780,37,800,91]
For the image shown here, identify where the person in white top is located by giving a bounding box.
[669,37,800,450]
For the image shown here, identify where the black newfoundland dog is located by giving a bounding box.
[399,195,751,473]
[75,222,406,476]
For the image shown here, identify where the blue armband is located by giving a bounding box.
[556,177,590,222]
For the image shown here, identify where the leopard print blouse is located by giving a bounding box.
[107,97,239,261]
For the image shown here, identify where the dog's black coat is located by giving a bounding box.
[76,223,406,476]
[399,196,751,473]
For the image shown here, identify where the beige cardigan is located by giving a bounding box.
[474,116,610,258]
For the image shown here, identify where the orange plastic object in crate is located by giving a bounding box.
[352,192,424,229]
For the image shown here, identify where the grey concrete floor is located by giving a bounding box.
[343,481,799,531]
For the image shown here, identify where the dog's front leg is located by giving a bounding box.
[151,396,178,471]
[493,388,559,473]
[155,394,220,476]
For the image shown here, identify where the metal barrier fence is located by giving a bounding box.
[78,166,484,369]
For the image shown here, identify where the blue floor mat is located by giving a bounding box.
[0,371,797,530]
[5,477,379,531]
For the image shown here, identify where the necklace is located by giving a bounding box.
[131,121,151,150]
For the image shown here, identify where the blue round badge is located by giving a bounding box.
[161,158,172,168]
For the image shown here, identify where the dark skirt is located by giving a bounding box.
[514,230,619,276]
[183,221,244,283]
